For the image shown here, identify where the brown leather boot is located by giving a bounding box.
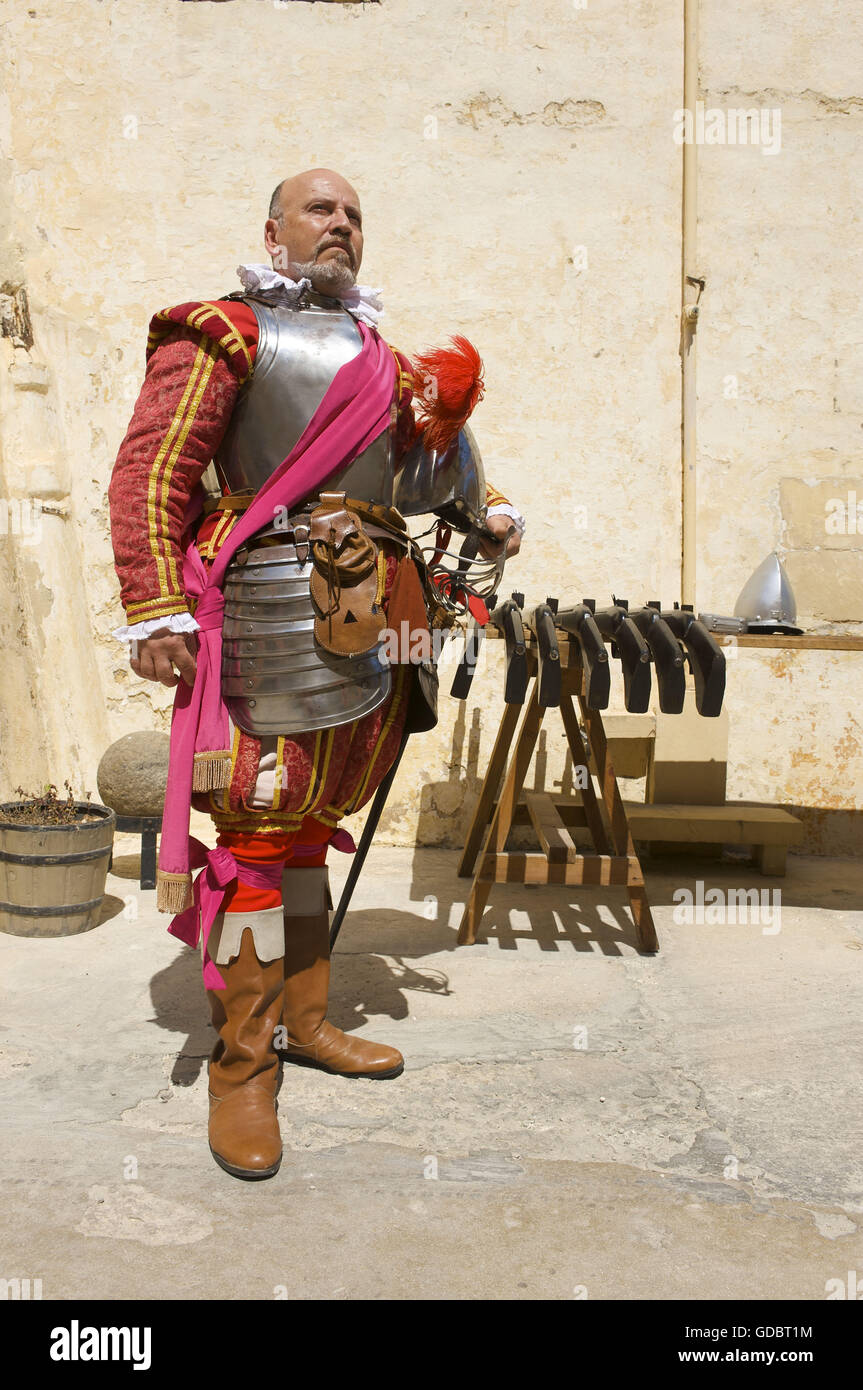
[207,923,284,1179]
[279,866,404,1079]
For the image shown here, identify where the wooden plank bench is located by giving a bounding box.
[519,795,803,876]
[577,696,802,873]
[624,801,803,875]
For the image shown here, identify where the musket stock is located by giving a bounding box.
[593,606,652,712]
[450,591,724,719]
[554,605,611,709]
[490,597,529,704]
[629,607,686,714]
[449,620,484,700]
[660,609,726,717]
[528,601,562,708]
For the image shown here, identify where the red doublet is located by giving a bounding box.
[109,295,512,845]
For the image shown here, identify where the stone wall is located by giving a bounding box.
[696,0,863,850]
[0,0,860,852]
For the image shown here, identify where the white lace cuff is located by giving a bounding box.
[112,612,201,645]
[486,503,526,538]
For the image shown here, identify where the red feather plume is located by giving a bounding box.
[411,335,485,454]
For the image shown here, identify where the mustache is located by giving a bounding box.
[317,239,355,267]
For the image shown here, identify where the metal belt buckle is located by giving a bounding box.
[292,522,311,567]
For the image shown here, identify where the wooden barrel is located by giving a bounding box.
[0,803,116,937]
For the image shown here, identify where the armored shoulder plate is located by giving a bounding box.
[394,424,487,532]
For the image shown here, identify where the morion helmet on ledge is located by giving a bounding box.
[734,552,803,635]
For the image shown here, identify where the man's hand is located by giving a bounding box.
[130,628,198,687]
[478,515,522,561]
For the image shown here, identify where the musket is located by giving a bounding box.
[659,605,726,717]
[553,599,611,709]
[527,598,562,708]
[449,618,485,700]
[450,589,527,704]
[629,603,687,714]
[493,594,529,704]
[592,601,652,713]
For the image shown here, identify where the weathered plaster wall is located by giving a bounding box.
[0,0,859,851]
[696,0,863,845]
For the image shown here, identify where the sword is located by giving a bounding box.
[332,525,515,947]
[330,724,411,950]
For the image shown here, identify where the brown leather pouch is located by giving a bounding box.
[309,492,385,656]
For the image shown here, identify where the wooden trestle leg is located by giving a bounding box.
[456,640,659,953]
[458,699,522,879]
[457,685,545,944]
[577,691,659,952]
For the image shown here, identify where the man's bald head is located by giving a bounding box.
[264,168,364,294]
[268,168,360,222]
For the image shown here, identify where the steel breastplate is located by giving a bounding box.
[214,292,394,504]
[216,292,394,739]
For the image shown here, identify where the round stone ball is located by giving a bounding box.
[97,732,171,817]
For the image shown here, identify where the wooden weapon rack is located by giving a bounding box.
[456,630,659,953]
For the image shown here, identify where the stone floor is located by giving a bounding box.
[1,838,861,1301]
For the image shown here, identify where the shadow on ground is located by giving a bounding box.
[115,836,863,1093]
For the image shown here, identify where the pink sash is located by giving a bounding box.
[157,322,397,914]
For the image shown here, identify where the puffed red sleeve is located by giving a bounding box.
[108,301,257,626]
[390,347,420,465]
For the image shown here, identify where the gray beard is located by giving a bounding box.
[293,257,357,296]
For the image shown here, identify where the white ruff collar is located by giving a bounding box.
[236,263,384,328]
